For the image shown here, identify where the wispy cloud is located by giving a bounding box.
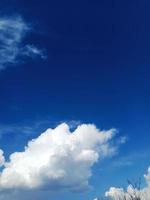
[110,150,150,169]
[0,120,52,137]
[0,15,46,70]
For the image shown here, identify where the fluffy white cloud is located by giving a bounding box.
[105,167,150,200]
[0,123,116,192]
[0,15,45,70]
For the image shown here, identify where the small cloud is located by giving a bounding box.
[144,166,150,186]
[0,149,5,167]
[119,136,128,144]
[21,44,46,60]
[0,15,46,70]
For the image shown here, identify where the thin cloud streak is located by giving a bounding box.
[0,15,45,70]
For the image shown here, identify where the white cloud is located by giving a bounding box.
[145,167,150,186]
[0,150,5,167]
[0,123,116,192]
[0,15,45,70]
[105,167,150,200]
[21,45,46,59]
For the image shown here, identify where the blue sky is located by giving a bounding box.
[0,1,150,200]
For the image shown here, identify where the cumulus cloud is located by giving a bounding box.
[0,123,116,192]
[105,167,150,200]
[0,15,45,70]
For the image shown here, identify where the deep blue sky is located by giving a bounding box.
[0,0,150,199]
